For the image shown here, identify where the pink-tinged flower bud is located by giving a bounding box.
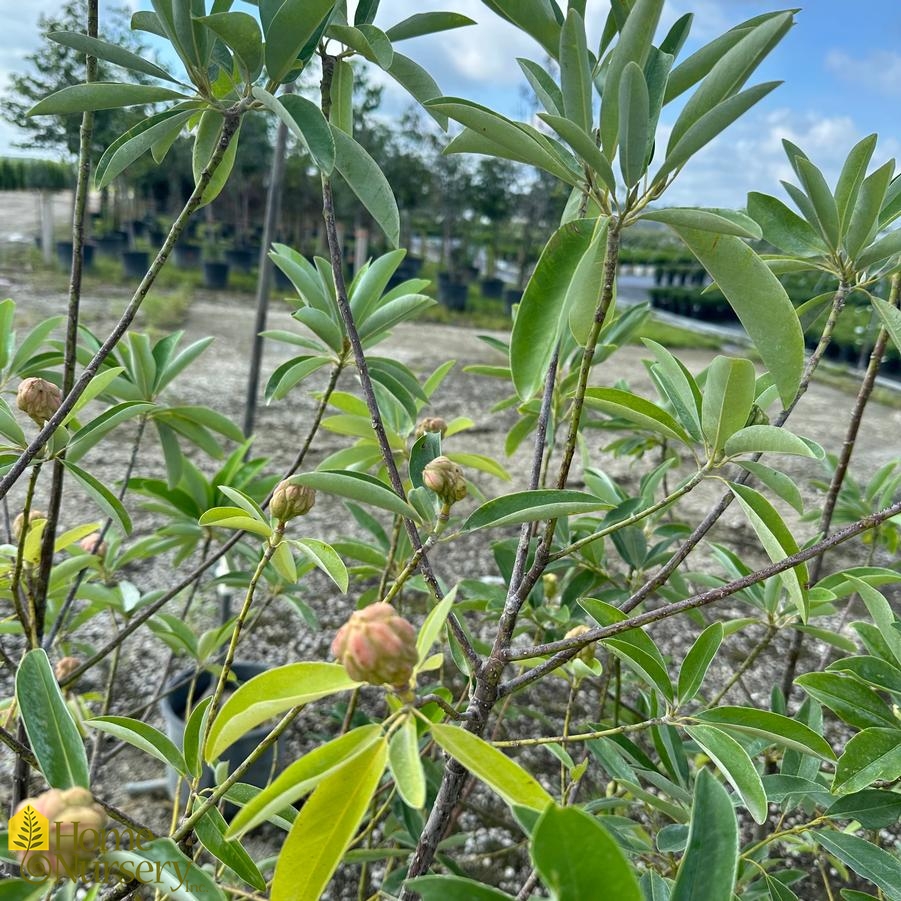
[13,787,106,879]
[54,656,82,685]
[564,625,595,664]
[13,510,46,542]
[270,480,316,522]
[414,417,448,438]
[78,532,107,557]
[331,602,419,688]
[16,377,62,426]
[422,456,467,505]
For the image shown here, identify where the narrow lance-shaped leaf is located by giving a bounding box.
[559,9,593,132]
[16,649,89,790]
[671,769,739,901]
[28,83,188,116]
[667,225,804,406]
[618,60,650,188]
[48,31,183,84]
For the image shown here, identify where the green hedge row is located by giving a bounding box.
[0,157,74,191]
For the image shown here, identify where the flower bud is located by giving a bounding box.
[331,602,419,688]
[414,417,448,438]
[13,510,46,542]
[422,456,467,505]
[542,573,559,603]
[13,787,106,879]
[564,624,595,664]
[744,404,769,427]
[270,480,316,522]
[54,656,82,685]
[16,377,62,426]
[78,532,107,557]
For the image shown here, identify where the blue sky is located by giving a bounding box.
[3,1,901,207]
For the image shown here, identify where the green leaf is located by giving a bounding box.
[845,159,895,262]
[478,0,562,59]
[538,116,616,193]
[832,728,901,795]
[332,125,400,246]
[291,470,419,521]
[618,61,650,188]
[826,789,901,829]
[28,82,187,116]
[520,58,564,117]
[585,386,692,443]
[294,538,348,592]
[656,82,781,186]
[530,804,642,900]
[0,881,49,901]
[194,804,266,891]
[642,338,703,440]
[198,12,262,80]
[329,57,354,134]
[430,723,553,812]
[385,53,447,129]
[61,459,132,534]
[667,13,792,152]
[671,768,738,901]
[729,481,807,619]
[103,837,225,901]
[747,191,828,256]
[702,356,755,454]
[857,227,901,270]
[599,0,664,158]
[252,87,335,173]
[642,207,762,240]
[227,725,383,838]
[385,12,475,42]
[872,297,901,355]
[389,716,426,808]
[850,577,901,668]
[671,226,803,406]
[795,157,840,249]
[836,134,878,232]
[271,738,387,901]
[198,506,272,537]
[66,402,155,462]
[15,649,89,790]
[738,461,804,514]
[724,425,818,459]
[86,716,187,775]
[416,588,457,663]
[510,217,595,399]
[206,662,359,761]
[405,876,515,900]
[695,707,835,761]
[271,540,297,582]
[462,489,611,531]
[677,622,723,702]
[95,108,195,189]
[559,10,593,132]
[183,696,212,780]
[685,725,768,824]
[605,637,674,701]
[795,672,897,731]
[812,832,901,901]
[48,31,182,83]
[263,0,335,82]
[565,218,610,344]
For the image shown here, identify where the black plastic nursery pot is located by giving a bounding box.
[203,260,230,290]
[480,277,505,299]
[56,240,95,270]
[95,233,127,258]
[503,287,523,313]
[121,250,149,280]
[160,662,280,813]
[440,281,469,311]
[225,247,255,272]
[173,242,202,269]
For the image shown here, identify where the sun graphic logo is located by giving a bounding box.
[9,803,50,852]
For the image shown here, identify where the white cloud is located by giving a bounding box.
[658,108,898,208]
[825,49,901,98]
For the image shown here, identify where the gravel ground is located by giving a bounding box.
[1,191,899,897]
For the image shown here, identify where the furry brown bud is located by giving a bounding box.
[270,480,316,522]
[78,532,107,557]
[422,456,467,505]
[17,378,62,426]
[13,510,45,542]
[564,625,595,664]
[331,602,419,688]
[54,656,82,685]
[13,787,106,879]
[414,417,448,438]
